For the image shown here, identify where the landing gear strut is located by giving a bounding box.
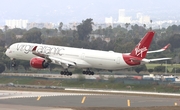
[11,60,16,67]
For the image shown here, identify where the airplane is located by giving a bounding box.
[5,31,171,76]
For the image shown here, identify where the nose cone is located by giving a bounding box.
[5,43,18,59]
[5,48,11,58]
[5,49,9,57]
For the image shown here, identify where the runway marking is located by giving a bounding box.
[37,96,41,101]
[81,96,86,103]
[127,99,131,107]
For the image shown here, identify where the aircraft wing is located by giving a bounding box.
[32,46,76,68]
[147,44,170,54]
[49,56,76,66]
[32,46,91,68]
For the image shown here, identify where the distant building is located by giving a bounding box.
[93,24,106,30]
[105,17,113,27]
[103,37,111,43]
[118,9,131,23]
[15,35,23,39]
[119,9,125,17]
[5,19,28,29]
[68,22,102,31]
[0,26,3,30]
[118,17,131,23]
[26,22,54,30]
[139,16,151,24]
[68,22,80,30]
[136,13,143,19]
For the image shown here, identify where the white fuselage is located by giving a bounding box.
[6,42,137,70]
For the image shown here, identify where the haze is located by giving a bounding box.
[0,0,179,24]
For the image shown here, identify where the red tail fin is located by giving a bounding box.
[130,31,155,58]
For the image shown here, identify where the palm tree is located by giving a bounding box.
[143,24,146,29]
[150,20,152,30]
[125,23,130,29]
[58,22,63,35]
[4,25,8,32]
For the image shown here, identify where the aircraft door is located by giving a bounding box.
[116,57,121,64]
[80,53,85,59]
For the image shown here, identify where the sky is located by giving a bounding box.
[0,0,180,25]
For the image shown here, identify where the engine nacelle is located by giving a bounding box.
[30,57,49,69]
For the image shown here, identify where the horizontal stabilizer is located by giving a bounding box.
[149,58,171,62]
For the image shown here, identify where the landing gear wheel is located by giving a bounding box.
[60,70,72,76]
[11,61,16,67]
[82,70,94,75]
[69,72,72,76]
[60,71,64,75]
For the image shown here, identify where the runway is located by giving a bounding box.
[0,90,179,110]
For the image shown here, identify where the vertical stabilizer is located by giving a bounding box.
[130,31,155,58]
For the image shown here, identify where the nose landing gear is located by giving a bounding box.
[11,59,16,67]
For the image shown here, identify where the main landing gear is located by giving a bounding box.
[82,70,94,75]
[60,69,95,76]
[60,70,72,76]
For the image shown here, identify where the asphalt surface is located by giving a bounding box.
[0,90,179,110]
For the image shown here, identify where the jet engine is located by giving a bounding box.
[30,57,49,69]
